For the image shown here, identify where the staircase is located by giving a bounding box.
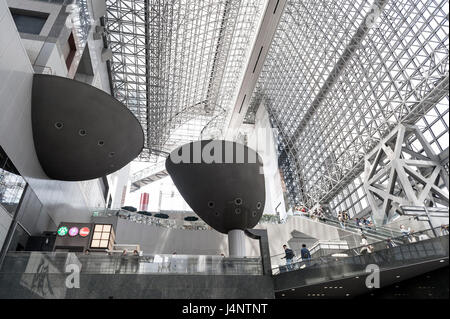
[130,161,169,192]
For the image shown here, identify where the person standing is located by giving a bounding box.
[360,235,370,255]
[440,224,449,236]
[365,218,373,229]
[338,212,345,229]
[400,224,411,236]
[300,244,311,267]
[281,245,295,271]
[408,230,417,243]
[342,211,349,227]
[170,252,179,273]
[131,250,140,273]
[386,238,397,248]
[116,249,128,273]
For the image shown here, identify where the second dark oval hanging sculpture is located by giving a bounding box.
[166,140,266,234]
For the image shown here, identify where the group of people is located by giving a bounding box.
[385,237,397,249]
[294,205,326,222]
[337,211,350,228]
[399,224,432,243]
[310,207,326,222]
[363,223,447,254]
[83,248,141,273]
[294,206,308,214]
[360,233,403,254]
[281,244,311,271]
[355,217,374,229]
[117,249,141,273]
[296,206,378,234]
[337,212,375,232]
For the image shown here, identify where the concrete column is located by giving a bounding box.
[228,229,246,257]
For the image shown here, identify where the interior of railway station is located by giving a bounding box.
[0,0,449,303]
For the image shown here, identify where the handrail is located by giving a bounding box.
[130,160,167,184]
[338,226,446,255]
[290,213,403,238]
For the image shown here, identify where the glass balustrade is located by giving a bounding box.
[0,252,263,276]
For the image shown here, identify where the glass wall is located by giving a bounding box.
[0,146,27,216]
[245,0,449,211]
[410,96,449,155]
[1,252,263,276]
[329,172,370,219]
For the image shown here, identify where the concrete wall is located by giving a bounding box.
[246,103,287,220]
[107,164,130,209]
[7,0,63,65]
[0,0,106,245]
[15,186,57,235]
[0,206,12,250]
[114,218,231,256]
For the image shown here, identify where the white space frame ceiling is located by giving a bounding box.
[105,0,449,209]
[245,0,449,207]
[105,0,264,160]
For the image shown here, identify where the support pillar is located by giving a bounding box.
[228,229,246,257]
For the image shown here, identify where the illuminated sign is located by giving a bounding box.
[79,227,90,237]
[90,224,113,249]
[57,226,68,236]
[68,227,79,237]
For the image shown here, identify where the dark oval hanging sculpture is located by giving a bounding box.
[32,74,144,181]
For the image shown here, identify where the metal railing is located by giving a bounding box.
[290,213,404,239]
[130,160,167,184]
[0,252,263,276]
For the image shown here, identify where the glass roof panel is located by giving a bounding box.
[105,0,265,160]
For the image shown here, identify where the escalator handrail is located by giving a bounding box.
[294,214,404,238]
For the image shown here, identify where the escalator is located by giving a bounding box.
[270,214,404,253]
[273,234,449,298]
[302,215,404,241]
